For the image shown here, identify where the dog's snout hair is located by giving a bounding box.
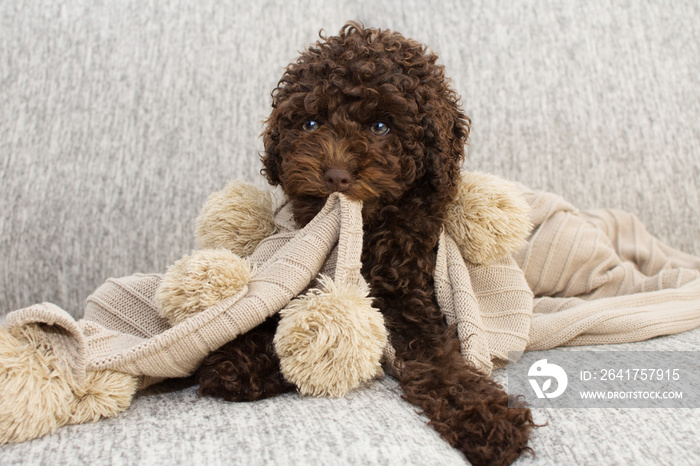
[318,134,356,173]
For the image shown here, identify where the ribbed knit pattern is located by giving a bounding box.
[515,188,700,350]
[435,234,532,375]
[6,187,700,389]
[6,194,362,387]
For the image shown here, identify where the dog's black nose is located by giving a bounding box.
[324,168,353,192]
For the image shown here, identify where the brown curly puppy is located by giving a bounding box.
[196,22,534,465]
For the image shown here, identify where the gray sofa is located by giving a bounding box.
[2,1,699,464]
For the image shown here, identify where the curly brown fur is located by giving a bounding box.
[196,315,294,401]
[197,22,535,465]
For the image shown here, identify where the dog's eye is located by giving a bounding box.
[370,122,390,136]
[302,120,321,132]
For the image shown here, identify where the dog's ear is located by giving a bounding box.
[421,90,470,195]
[261,119,282,186]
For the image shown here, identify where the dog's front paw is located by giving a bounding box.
[195,317,293,402]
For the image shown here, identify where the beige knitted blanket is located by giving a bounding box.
[5,186,700,388]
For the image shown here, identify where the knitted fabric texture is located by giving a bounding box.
[5,193,364,388]
[5,186,700,388]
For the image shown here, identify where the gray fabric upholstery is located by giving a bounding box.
[1,1,698,464]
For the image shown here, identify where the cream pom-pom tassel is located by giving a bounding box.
[274,276,388,397]
[0,326,136,445]
[195,180,277,257]
[156,249,252,325]
[445,171,533,265]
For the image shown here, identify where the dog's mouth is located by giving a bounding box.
[289,194,385,228]
[288,196,330,227]
[283,167,396,226]
[278,146,409,226]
